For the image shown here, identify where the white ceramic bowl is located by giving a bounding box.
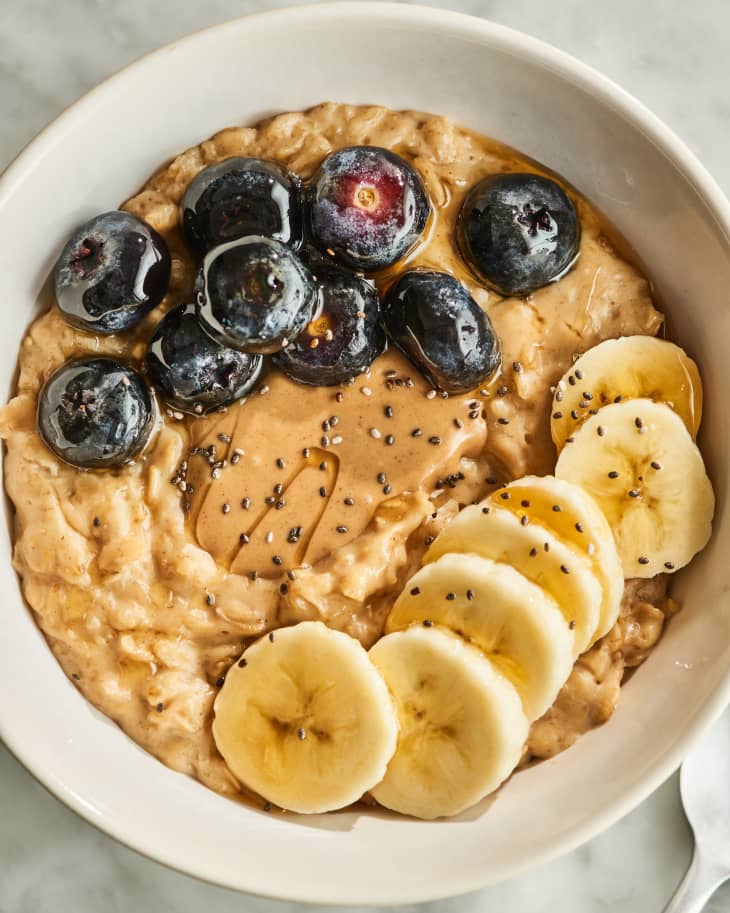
[1,3,729,904]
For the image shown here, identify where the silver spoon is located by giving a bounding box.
[663,708,730,912]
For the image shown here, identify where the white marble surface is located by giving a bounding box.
[1,1,729,910]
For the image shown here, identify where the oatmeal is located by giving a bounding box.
[0,103,675,800]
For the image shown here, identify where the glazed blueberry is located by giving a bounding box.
[306,146,431,272]
[182,157,303,253]
[383,270,500,393]
[457,173,580,297]
[197,236,318,354]
[53,211,171,334]
[145,303,263,414]
[273,265,385,386]
[38,358,155,469]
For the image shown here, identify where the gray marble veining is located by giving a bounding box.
[1,2,730,911]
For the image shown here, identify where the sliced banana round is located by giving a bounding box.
[212,621,398,813]
[387,552,574,720]
[369,625,528,819]
[425,503,602,655]
[555,399,714,578]
[551,335,703,452]
[499,475,624,642]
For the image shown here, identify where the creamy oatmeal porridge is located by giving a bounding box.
[0,103,709,815]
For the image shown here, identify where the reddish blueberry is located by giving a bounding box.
[306,146,430,272]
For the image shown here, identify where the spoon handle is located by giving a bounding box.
[663,845,728,913]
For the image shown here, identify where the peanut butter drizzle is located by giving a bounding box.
[186,349,486,577]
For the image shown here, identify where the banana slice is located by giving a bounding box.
[555,399,714,577]
[551,335,702,452]
[369,625,528,819]
[387,553,574,720]
[499,475,624,642]
[425,504,602,655]
[212,621,398,813]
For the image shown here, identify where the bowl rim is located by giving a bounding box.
[1,1,730,903]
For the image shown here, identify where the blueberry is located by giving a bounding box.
[38,358,155,469]
[54,211,171,334]
[457,173,580,297]
[145,303,262,414]
[382,270,500,393]
[306,146,431,272]
[182,157,302,254]
[197,236,318,354]
[273,264,385,385]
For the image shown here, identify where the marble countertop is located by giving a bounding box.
[1,1,729,910]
